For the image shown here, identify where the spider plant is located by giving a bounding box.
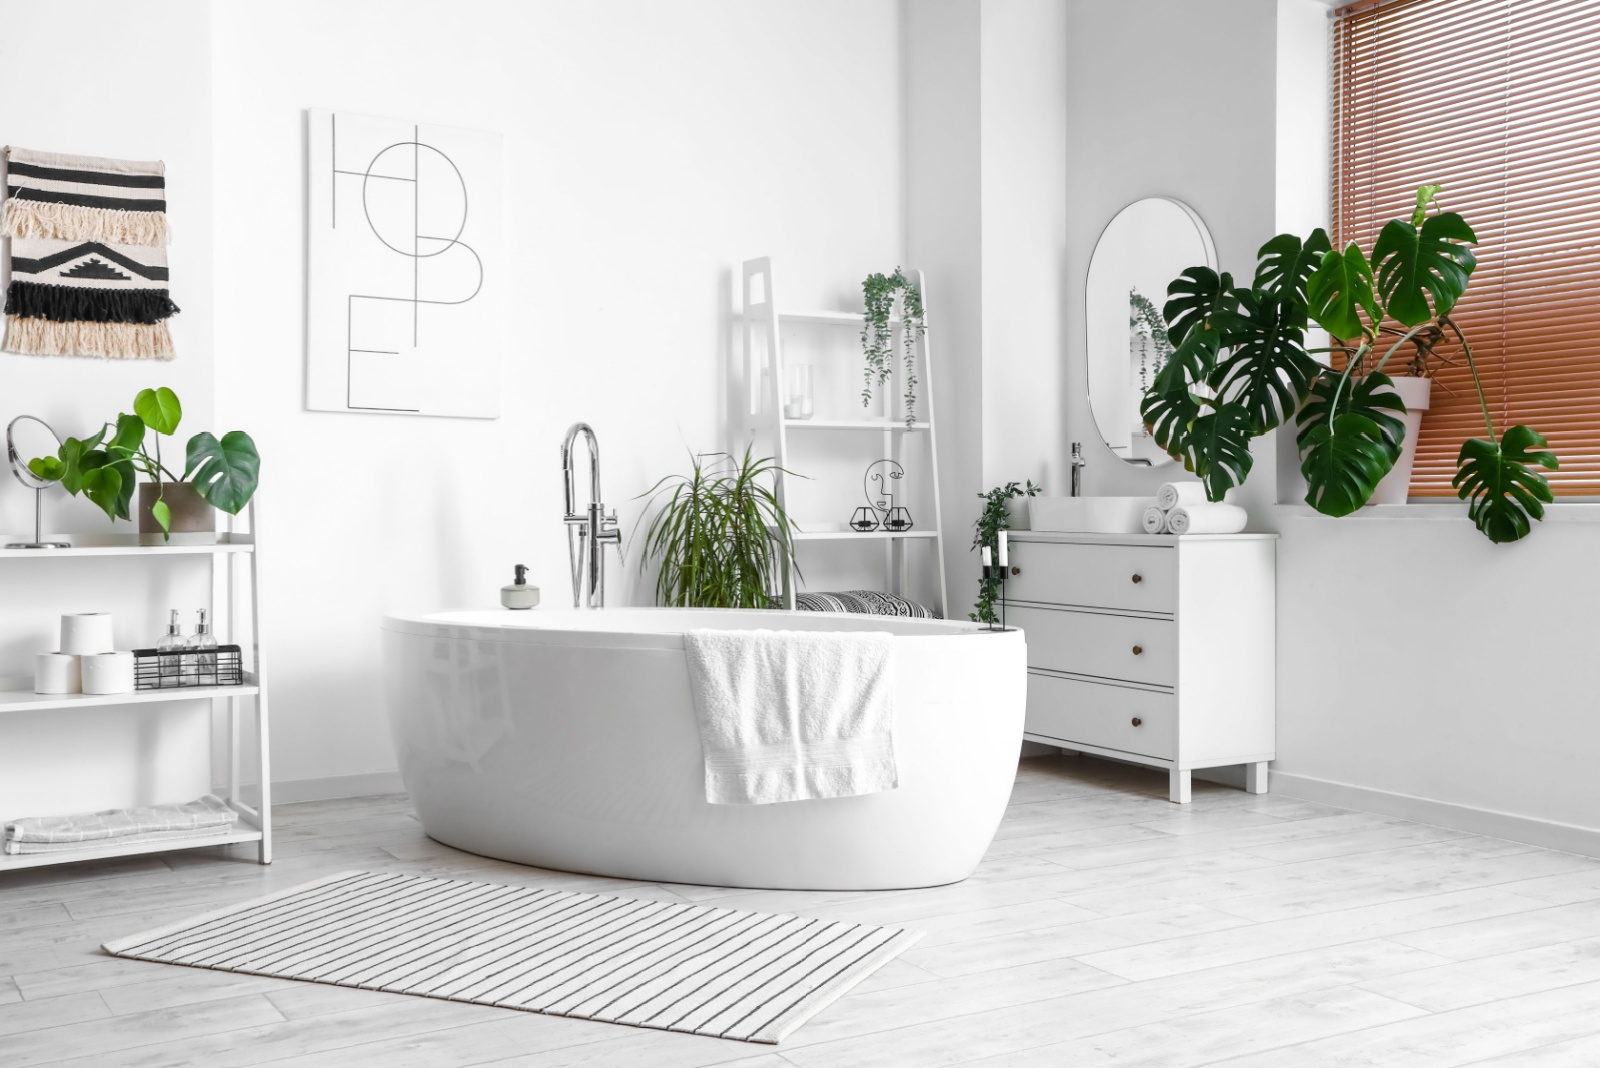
[638,446,801,609]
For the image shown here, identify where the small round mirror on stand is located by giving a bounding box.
[1085,197,1217,468]
[6,415,71,549]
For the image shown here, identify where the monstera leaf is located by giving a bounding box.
[79,464,125,522]
[1184,403,1256,502]
[1453,426,1558,543]
[133,386,182,436]
[56,431,105,496]
[1254,228,1331,305]
[1297,370,1408,516]
[108,412,145,456]
[184,431,260,514]
[1164,325,1221,387]
[1141,373,1203,462]
[1307,243,1380,341]
[26,456,64,482]
[1211,289,1318,433]
[1372,207,1477,327]
[1163,266,1235,347]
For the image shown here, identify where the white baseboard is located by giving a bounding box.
[270,771,406,805]
[1271,770,1600,859]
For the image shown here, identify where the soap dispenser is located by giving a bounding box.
[501,564,540,610]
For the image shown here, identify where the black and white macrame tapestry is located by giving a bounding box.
[2,147,178,359]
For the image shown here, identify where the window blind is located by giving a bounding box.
[1331,0,1600,496]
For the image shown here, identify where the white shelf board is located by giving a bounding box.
[0,828,264,870]
[792,529,937,541]
[784,420,931,431]
[0,536,254,559]
[0,680,260,714]
[738,309,916,327]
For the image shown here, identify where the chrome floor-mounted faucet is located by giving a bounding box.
[561,422,622,609]
[1070,442,1086,497]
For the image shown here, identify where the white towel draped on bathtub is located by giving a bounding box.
[683,628,898,805]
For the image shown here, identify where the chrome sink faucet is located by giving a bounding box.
[1070,442,1086,497]
[561,422,622,609]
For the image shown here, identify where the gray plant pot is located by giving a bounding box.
[139,482,216,544]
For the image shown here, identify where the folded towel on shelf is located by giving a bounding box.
[3,794,236,847]
[1166,502,1250,535]
[1156,481,1209,512]
[684,629,897,805]
[4,824,231,855]
[1142,503,1169,535]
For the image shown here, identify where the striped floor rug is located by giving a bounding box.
[102,870,922,1044]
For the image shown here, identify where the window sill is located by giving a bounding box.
[1273,501,1600,523]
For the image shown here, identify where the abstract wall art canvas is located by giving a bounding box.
[306,109,502,418]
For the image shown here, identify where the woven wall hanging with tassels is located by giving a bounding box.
[2,147,178,360]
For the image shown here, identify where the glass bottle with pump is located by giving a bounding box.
[189,608,218,686]
[157,609,186,687]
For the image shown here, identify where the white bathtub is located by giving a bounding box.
[382,608,1026,890]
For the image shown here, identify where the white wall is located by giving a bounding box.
[0,0,217,815]
[211,0,906,794]
[906,0,1069,622]
[978,1,1068,493]
[1063,0,1279,516]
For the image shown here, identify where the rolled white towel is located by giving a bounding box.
[1141,504,1168,535]
[1156,481,1208,512]
[1166,502,1249,535]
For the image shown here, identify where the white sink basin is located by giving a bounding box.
[1027,496,1151,534]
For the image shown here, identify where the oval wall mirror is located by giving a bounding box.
[1085,197,1216,467]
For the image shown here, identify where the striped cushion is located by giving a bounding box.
[794,590,938,619]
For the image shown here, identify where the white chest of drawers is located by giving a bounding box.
[1006,531,1276,803]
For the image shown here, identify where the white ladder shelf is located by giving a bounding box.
[741,257,949,617]
[0,501,272,870]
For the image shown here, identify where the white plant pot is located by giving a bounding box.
[1367,376,1432,505]
[1004,496,1032,530]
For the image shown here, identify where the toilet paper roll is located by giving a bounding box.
[60,613,114,655]
[34,653,82,695]
[80,651,135,695]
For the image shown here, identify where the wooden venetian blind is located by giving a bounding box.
[1332,0,1600,496]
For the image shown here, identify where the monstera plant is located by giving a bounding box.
[1141,185,1557,543]
[28,387,260,540]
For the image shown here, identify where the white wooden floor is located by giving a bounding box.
[4,753,1600,1067]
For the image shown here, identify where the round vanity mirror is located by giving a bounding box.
[1085,197,1216,467]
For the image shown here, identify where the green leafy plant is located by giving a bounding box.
[861,268,927,426]
[638,446,801,608]
[971,480,1039,623]
[1139,186,1557,543]
[27,386,261,540]
[1130,288,1174,392]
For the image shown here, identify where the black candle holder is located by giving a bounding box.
[849,507,880,532]
[883,506,914,532]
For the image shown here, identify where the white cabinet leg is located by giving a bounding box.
[1169,768,1191,804]
[1245,761,1269,795]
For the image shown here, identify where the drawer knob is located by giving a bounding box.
[1132,645,1143,656]
[1131,573,1143,584]
[1131,717,1143,727]
[1010,566,1021,576]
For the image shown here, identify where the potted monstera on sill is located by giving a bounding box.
[27,387,260,543]
[1140,185,1557,543]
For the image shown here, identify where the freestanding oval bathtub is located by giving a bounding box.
[382,608,1026,890]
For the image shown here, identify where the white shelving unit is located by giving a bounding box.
[741,257,948,616]
[0,504,272,870]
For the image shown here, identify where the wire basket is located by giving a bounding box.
[132,644,245,690]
